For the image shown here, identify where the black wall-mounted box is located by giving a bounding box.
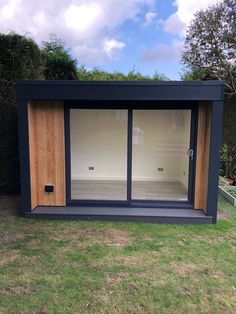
[45,185,54,193]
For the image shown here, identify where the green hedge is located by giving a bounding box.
[0,33,43,193]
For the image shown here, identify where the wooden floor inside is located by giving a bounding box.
[71,180,188,201]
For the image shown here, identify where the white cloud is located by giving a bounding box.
[1,0,21,19]
[141,0,221,66]
[0,0,153,64]
[163,0,222,36]
[141,40,184,62]
[176,0,221,25]
[162,12,185,36]
[143,11,158,26]
[64,3,102,32]
[73,38,125,64]
[104,39,126,59]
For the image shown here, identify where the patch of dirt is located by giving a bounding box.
[39,305,48,314]
[49,229,105,250]
[199,267,225,280]
[104,271,130,284]
[49,228,131,247]
[172,263,225,281]
[26,239,42,249]
[0,285,37,295]
[217,210,230,220]
[201,287,235,300]
[49,229,96,242]
[137,271,166,285]
[194,234,236,243]
[171,262,199,277]
[95,251,161,269]
[210,270,225,279]
[0,250,20,267]
[177,284,199,296]
[102,229,131,246]
[0,195,20,217]
[117,255,148,267]
[119,252,161,267]
[0,233,25,245]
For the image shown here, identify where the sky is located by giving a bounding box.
[0,0,221,79]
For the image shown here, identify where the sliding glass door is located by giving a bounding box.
[68,106,195,205]
[132,110,192,201]
[70,109,128,200]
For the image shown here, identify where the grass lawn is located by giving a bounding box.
[0,196,236,313]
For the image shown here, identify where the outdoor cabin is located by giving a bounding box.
[16,80,224,223]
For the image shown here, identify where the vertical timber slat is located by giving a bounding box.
[28,100,66,208]
[194,102,212,213]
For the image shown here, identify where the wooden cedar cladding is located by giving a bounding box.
[28,100,66,209]
[194,102,212,213]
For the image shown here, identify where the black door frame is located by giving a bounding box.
[64,101,197,208]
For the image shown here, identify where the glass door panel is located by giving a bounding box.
[132,110,191,201]
[70,109,128,200]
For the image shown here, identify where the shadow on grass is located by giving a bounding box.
[0,195,21,217]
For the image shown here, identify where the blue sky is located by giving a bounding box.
[102,0,182,79]
[104,0,181,79]
[0,0,220,79]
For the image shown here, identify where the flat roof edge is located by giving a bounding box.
[16,80,225,86]
[16,80,224,101]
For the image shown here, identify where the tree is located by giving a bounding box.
[181,0,236,180]
[182,0,236,94]
[77,66,168,81]
[220,94,236,180]
[42,36,77,80]
[0,33,43,192]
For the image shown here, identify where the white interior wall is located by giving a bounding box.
[179,157,189,189]
[70,109,190,186]
[70,109,128,180]
[132,110,190,184]
[178,111,191,189]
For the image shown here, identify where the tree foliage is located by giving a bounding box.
[181,1,236,179]
[42,36,77,80]
[182,0,236,94]
[77,66,168,81]
[0,32,43,96]
[0,33,43,193]
[220,94,236,179]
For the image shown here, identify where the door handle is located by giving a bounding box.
[188,149,194,161]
